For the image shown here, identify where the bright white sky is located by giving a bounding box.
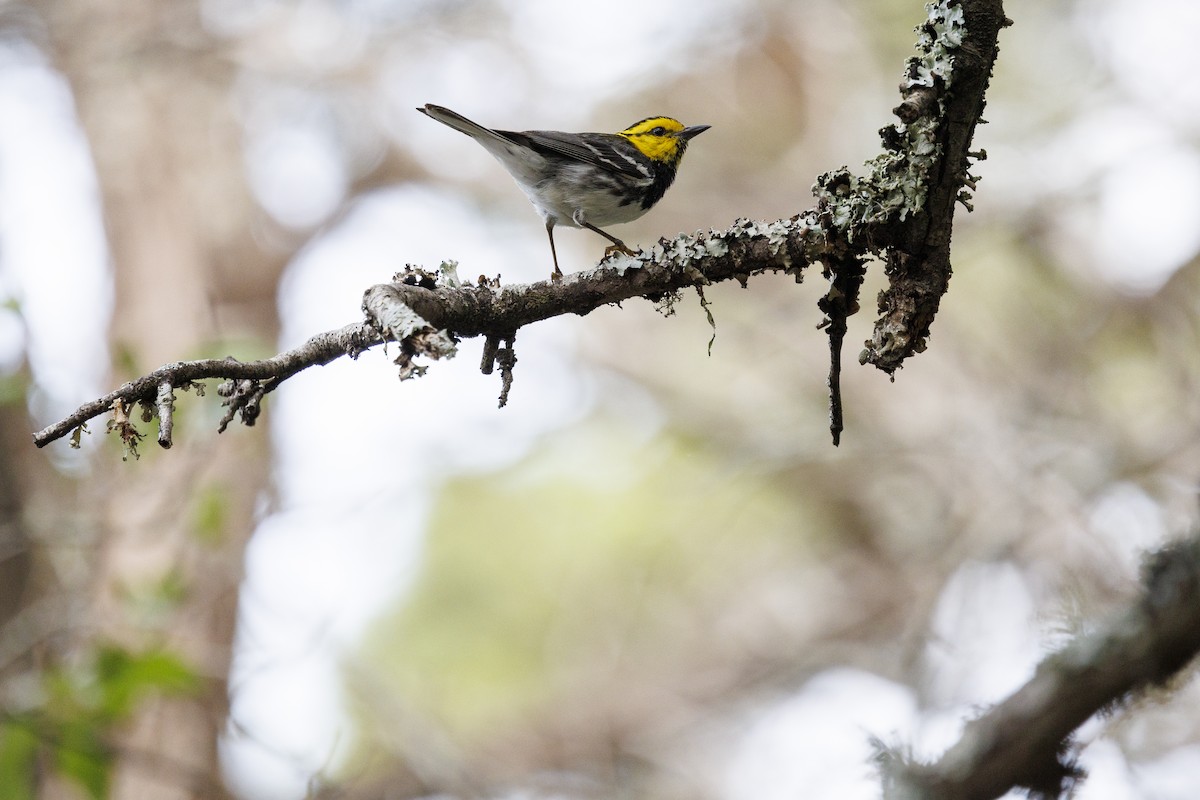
[0,45,110,428]
[3,0,1200,797]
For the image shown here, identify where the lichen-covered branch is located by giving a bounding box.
[880,534,1200,799]
[33,0,1007,451]
[861,0,1010,372]
[32,323,383,450]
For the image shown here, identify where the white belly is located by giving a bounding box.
[498,158,654,229]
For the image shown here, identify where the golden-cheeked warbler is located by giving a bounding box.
[418,104,710,279]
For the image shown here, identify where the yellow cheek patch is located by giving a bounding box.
[629,135,677,162]
[620,117,686,163]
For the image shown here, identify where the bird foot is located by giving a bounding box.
[604,243,638,259]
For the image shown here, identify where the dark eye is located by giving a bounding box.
[651,126,667,136]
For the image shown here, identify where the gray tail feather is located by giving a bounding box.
[417,104,510,145]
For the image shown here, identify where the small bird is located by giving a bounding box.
[417,104,710,278]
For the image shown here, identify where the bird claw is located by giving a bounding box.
[604,244,638,259]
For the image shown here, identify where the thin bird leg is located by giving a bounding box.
[545,220,563,279]
[579,220,637,257]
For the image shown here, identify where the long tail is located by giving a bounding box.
[417,104,512,146]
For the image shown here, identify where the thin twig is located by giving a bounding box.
[155,381,174,449]
[817,256,866,446]
[33,323,381,448]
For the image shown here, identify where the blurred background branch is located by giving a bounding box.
[884,533,1200,799]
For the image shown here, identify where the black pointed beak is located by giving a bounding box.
[681,124,711,140]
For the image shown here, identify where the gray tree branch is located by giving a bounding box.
[881,534,1200,800]
[33,0,1007,452]
[32,323,382,451]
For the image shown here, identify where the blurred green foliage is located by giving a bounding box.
[191,483,230,546]
[0,644,199,800]
[360,420,826,741]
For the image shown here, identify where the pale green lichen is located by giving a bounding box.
[438,259,462,287]
[607,251,645,276]
[722,218,802,266]
[909,0,967,92]
[760,218,798,268]
[655,232,714,266]
[703,233,730,258]
[806,1,967,246]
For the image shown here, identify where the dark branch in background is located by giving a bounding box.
[879,533,1200,800]
[32,0,1006,452]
